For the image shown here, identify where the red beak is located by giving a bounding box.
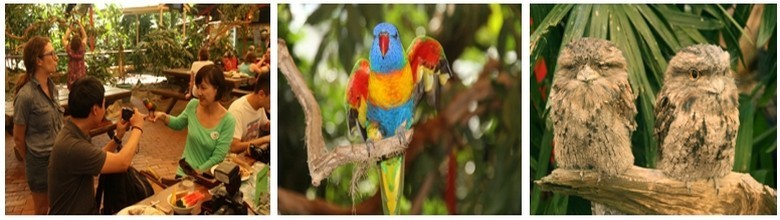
[379,33,389,57]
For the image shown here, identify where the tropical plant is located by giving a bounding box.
[530,4,776,214]
[86,4,131,83]
[136,28,193,75]
[5,4,68,76]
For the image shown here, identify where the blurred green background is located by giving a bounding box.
[531,4,777,214]
[278,4,521,214]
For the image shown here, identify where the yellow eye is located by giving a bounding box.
[689,69,700,80]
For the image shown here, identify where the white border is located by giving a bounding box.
[0,1,778,219]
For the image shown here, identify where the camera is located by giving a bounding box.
[249,144,270,165]
[201,162,246,215]
[121,107,134,121]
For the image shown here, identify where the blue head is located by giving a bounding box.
[369,23,406,73]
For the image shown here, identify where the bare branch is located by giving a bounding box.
[278,187,381,215]
[535,166,777,214]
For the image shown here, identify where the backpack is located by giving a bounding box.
[95,166,154,215]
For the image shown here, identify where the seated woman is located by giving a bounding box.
[238,52,265,78]
[188,47,213,99]
[150,64,236,177]
[222,50,238,72]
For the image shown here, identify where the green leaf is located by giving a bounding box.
[750,169,769,184]
[753,127,776,146]
[305,4,339,25]
[360,5,384,25]
[659,6,724,30]
[610,5,657,167]
[623,5,666,87]
[716,4,755,46]
[530,4,573,53]
[346,6,364,44]
[561,5,592,46]
[685,28,710,44]
[758,64,777,105]
[339,37,356,77]
[637,5,681,51]
[549,193,568,214]
[733,95,756,172]
[757,5,776,47]
[531,126,554,214]
[765,142,777,154]
[588,5,609,39]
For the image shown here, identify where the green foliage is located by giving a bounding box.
[85,52,116,85]
[136,28,193,74]
[86,4,129,83]
[279,4,521,214]
[218,5,253,23]
[5,4,67,55]
[209,34,234,62]
[530,4,777,215]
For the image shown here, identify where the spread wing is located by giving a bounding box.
[407,36,452,108]
[346,59,371,142]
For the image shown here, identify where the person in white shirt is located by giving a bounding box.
[228,72,270,153]
[188,47,213,99]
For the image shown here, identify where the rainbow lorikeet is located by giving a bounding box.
[345,22,452,215]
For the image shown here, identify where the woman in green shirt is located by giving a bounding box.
[150,64,236,177]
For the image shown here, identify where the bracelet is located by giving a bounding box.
[131,125,143,134]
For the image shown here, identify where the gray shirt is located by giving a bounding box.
[13,76,64,157]
[48,120,106,215]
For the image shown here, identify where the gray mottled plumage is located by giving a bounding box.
[655,45,740,188]
[547,38,637,215]
[548,38,637,174]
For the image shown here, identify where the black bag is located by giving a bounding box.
[95,166,154,215]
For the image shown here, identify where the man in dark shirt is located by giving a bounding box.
[48,77,146,214]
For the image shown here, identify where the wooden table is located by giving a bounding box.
[5,85,131,136]
[154,68,255,113]
[161,68,255,89]
[131,153,268,215]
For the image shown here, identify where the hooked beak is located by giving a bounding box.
[708,78,726,94]
[379,33,389,58]
[577,66,599,82]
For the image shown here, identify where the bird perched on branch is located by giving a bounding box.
[547,38,637,215]
[655,44,739,194]
[345,22,451,215]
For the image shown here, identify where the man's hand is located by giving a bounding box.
[129,108,146,129]
[115,117,129,139]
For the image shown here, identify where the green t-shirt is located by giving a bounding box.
[169,99,236,176]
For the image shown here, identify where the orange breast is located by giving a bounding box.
[368,65,414,108]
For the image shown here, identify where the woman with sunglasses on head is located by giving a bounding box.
[13,36,65,214]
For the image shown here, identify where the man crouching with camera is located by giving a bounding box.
[48,77,145,214]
